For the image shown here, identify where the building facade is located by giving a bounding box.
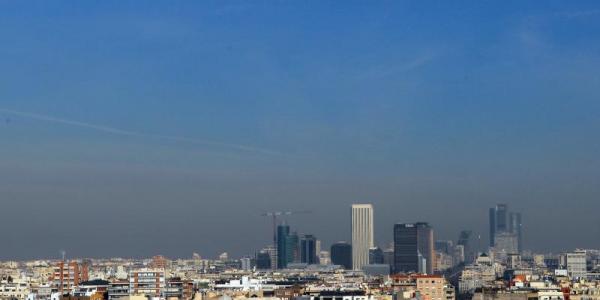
[331,242,352,270]
[394,222,435,274]
[351,204,374,271]
[52,261,89,294]
[300,235,318,265]
[128,269,165,298]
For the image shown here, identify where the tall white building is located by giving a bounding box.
[351,204,374,270]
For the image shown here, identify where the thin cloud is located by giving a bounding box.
[355,53,437,80]
[0,108,287,157]
[557,9,600,19]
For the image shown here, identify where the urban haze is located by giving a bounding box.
[1,1,600,262]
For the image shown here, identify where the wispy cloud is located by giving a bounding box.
[556,9,600,19]
[355,53,437,80]
[0,108,287,157]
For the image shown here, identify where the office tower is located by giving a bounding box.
[394,222,435,274]
[489,204,523,253]
[255,252,271,270]
[331,242,352,270]
[453,244,465,264]
[276,224,290,268]
[489,204,508,247]
[52,261,89,294]
[300,235,318,264]
[394,223,419,273]
[457,230,475,263]
[509,212,523,252]
[494,232,518,258]
[488,208,495,248]
[435,240,453,255]
[263,245,276,270]
[369,247,384,264]
[352,204,374,270]
[129,269,165,298]
[285,232,300,263]
[416,222,435,274]
[383,248,395,267]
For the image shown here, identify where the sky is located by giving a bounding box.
[1,1,600,260]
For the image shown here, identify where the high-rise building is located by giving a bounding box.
[509,212,523,252]
[52,260,89,294]
[263,245,276,270]
[435,240,454,255]
[489,204,523,253]
[331,242,352,270]
[383,247,395,267]
[351,204,374,270]
[394,222,435,274]
[494,232,518,253]
[457,231,475,263]
[276,224,290,269]
[394,223,418,273]
[255,251,272,270]
[369,247,384,264]
[453,244,465,264]
[285,232,300,264]
[489,204,508,247]
[300,235,318,264]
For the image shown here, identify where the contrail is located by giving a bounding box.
[0,108,286,157]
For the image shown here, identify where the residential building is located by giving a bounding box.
[51,261,89,294]
[128,269,165,298]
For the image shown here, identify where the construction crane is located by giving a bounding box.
[261,210,312,263]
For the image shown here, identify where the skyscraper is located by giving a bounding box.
[351,204,374,270]
[457,230,475,263]
[285,232,300,264]
[394,222,435,274]
[509,212,523,252]
[489,204,523,253]
[489,204,508,247]
[276,224,290,269]
[300,234,318,264]
[394,223,418,273]
[331,242,352,270]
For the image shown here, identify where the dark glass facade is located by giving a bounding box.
[276,224,290,269]
[300,234,318,264]
[331,242,352,270]
[394,222,434,274]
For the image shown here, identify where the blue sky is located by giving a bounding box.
[1,1,600,259]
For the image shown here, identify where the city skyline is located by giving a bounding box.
[0,201,588,262]
[2,1,600,260]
